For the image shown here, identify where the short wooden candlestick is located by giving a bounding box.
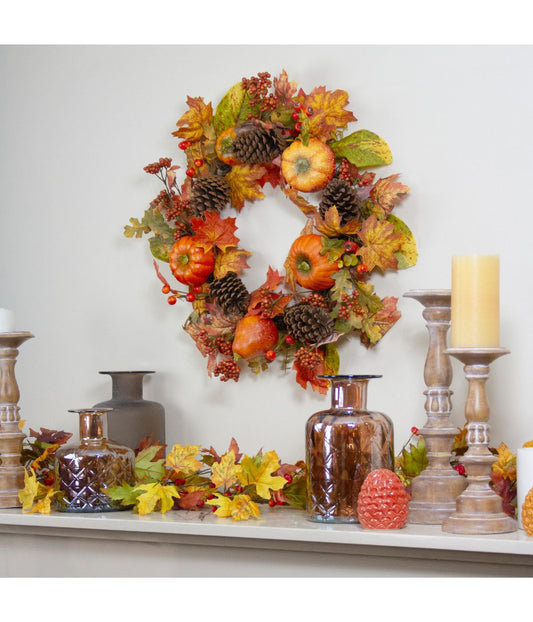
[0,332,34,508]
[404,290,467,524]
[442,347,517,534]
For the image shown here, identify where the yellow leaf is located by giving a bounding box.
[27,488,59,515]
[135,482,180,515]
[165,444,203,475]
[18,469,40,512]
[213,247,252,279]
[237,450,287,500]
[523,440,533,448]
[211,451,241,489]
[492,442,516,480]
[302,87,357,142]
[173,96,214,143]
[206,493,260,520]
[358,214,403,272]
[18,419,25,430]
[226,164,266,211]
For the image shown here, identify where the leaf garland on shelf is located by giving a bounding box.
[125,70,417,393]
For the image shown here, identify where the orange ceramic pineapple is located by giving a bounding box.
[281,138,335,192]
[357,468,410,529]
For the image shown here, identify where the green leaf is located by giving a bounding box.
[388,214,418,270]
[124,217,150,239]
[103,482,142,506]
[321,237,345,262]
[329,129,392,169]
[354,281,382,315]
[213,82,253,135]
[142,208,175,263]
[400,437,428,479]
[134,446,166,483]
[283,476,306,509]
[323,343,340,374]
[330,268,353,302]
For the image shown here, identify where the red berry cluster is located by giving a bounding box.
[144,157,173,174]
[294,347,322,371]
[213,358,240,382]
[241,72,272,107]
[337,291,361,320]
[337,158,358,184]
[255,288,279,319]
[214,336,233,356]
[301,292,329,310]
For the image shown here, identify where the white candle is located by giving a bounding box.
[0,308,15,333]
[451,255,500,347]
[517,447,533,529]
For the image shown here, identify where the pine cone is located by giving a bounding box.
[210,272,250,319]
[189,175,230,217]
[319,178,362,225]
[284,303,334,344]
[233,126,287,165]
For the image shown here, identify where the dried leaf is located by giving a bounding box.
[298,86,357,142]
[292,349,330,395]
[273,69,298,107]
[191,211,240,253]
[358,214,403,272]
[370,174,410,214]
[173,96,214,142]
[213,247,252,279]
[29,428,72,446]
[226,164,266,211]
[280,179,316,216]
[492,442,516,481]
[314,206,362,238]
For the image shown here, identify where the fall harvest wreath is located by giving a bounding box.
[125,71,417,393]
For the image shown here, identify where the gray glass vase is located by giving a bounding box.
[93,371,165,451]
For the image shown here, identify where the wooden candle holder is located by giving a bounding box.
[0,332,34,508]
[404,290,466,524]
[442,347,517,534]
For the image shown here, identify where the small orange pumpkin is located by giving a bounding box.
[215,126,241,166]
[232,315,278,360]
[169,236,215,287]
[281,138,335,192]
[287,234,338,290]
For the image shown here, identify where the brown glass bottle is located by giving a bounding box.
[54,408,135,513]
[306,375,394,523]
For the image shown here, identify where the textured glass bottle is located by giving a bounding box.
[306,375,394,523]
[54,408,135,513]
[93,371,165,451]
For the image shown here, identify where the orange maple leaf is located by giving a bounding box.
[371,296,401,342]
[273,69,298,107]
[190,211,239,252]
[226,164,266,211]
[214,247,252,279]
[370,174,410,215]
[314,206,362,237]
[298,86,357,142]
[293,350,329,395]
[358,215,403,272]
[172,96,214,142]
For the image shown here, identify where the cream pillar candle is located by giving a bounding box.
[0,309,15,333]
[451,255,500,347]
[517,447,533,529]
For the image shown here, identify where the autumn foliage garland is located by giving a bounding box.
[125,70,417,392]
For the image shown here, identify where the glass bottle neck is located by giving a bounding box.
[79,411,108,441]
[330,378,369,409]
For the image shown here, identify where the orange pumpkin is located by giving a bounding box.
[281,138,335,192]
[232,315,278,360]
[169,236,215,286]
[287,234,338,290]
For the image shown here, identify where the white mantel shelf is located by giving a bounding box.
[1,506,533,577]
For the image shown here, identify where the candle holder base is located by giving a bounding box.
[404,290,467,524]
[441,347,517,535]
[0,331,34,508]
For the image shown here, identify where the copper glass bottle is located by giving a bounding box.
[306,374,394,523]
[54,408,135,513]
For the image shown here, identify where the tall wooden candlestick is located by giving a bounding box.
[0,331,34,508]
[404,290,467,523]
[442,347,517,534]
